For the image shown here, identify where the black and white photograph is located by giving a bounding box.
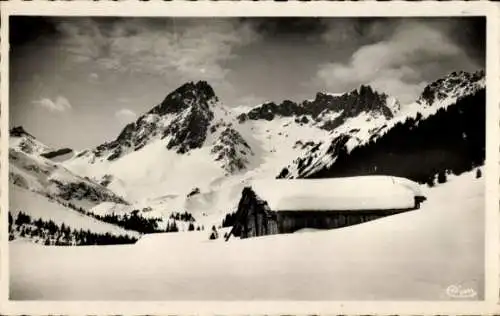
[1,1,499,314]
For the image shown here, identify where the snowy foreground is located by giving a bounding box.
[10,171,484,300]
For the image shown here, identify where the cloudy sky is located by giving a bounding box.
[10,17,485,150]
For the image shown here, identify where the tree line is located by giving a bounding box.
[9,211,137,246]
[170,211,196,222]
[93,210,163,234]
[39,192,202,234]
[45,193,199,234]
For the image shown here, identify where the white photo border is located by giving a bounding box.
[1,1,499,315]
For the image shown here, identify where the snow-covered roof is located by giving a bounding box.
[250,176,422,211]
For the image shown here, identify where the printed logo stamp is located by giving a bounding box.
[446,283,478,299]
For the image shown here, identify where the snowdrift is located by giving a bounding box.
[251,176,422,211]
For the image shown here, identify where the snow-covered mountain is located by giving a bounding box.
[237,84,398,129]
[417,70,485,107]
[9,127,129,211]
[58,78,407,226]
[10,126,53,156]
[12,69,485,230]
[63,80,402,199]
[8,128,140,244]
[279,69,486,179]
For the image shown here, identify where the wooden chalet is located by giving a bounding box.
[226,176,426,240]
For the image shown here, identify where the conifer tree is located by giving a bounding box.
[209,225,219,240]
[437,171,447,184]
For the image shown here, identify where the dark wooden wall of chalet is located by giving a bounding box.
[276,209,412,234]
[236,187,279,239]
[246,211,279,238]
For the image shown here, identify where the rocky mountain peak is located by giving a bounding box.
[10,126,34,138]
[356,84,374,95]
[340,84,394,117]
[149,80,218,116]
[237,85,396,130]
[9,125,54,156]
[418,69,485,106]
[84,81,220,161]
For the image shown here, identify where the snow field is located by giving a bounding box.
[10,170,484,300]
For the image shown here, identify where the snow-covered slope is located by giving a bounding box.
[9,147,129,211]
[10,170,484,300]
[64,81,254,202]
[9,184,138,238]
[10,126,53,156]
[8,126,132,241]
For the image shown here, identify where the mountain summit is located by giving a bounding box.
[418,69,485,107]
[10,126,34,138]
[83,81,220,162]
[149,80,218,116]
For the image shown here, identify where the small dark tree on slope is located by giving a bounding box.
[8,213,13,231]
[437,171,447,184]
[15,212,31,226]
[165,220,179,233]
[209,225,218,240]
[476,168,482,178]
[426,175,435,187]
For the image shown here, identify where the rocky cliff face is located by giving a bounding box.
[237,84,398,131]
[211,127,254,174]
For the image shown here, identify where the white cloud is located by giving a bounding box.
[89,72,99,81]
[316,21,476,103]
[32,96,72,112]
[56,18,261,84]
[115,108,137,123]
